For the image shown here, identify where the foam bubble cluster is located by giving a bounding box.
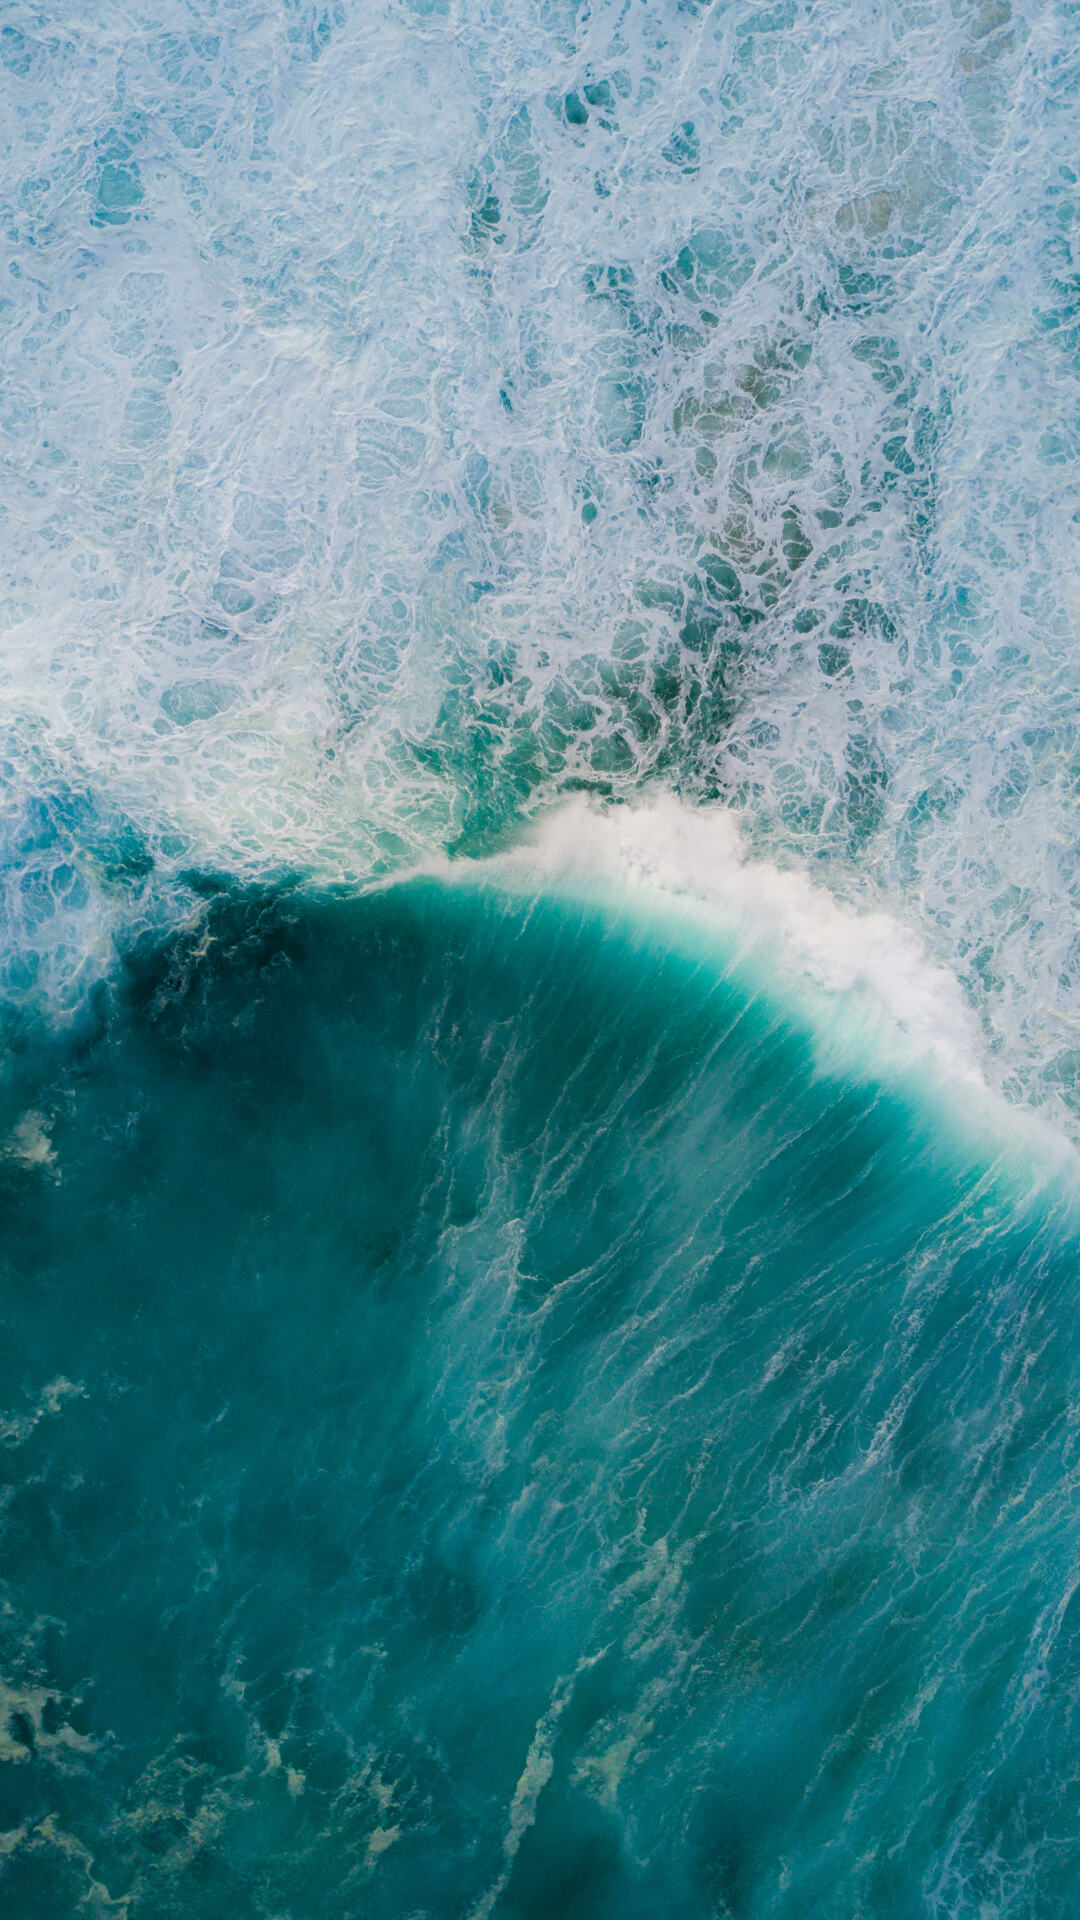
[2,0,1078,1122]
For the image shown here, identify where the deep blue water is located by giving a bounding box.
[2,877,1079,1917]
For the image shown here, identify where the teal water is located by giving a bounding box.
[2,876,1079,1917]
[5,0,1080,1911]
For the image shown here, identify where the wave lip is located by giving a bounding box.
[438,795,1078,1178]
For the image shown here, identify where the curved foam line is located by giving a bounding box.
[410,795,1079,1182]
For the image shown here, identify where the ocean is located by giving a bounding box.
[2,1,1080,1914]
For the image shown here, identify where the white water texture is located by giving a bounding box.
[2,0,1079,1125]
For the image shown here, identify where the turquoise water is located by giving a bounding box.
[4,0,1080,1913]
[2,877,1080,1916]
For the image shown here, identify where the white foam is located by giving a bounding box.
[478,795,984,1071]
[3,0,1079,1149]
[0,1375,85,1448]
[436,796,1079,1174]
[2,1109,58,1176]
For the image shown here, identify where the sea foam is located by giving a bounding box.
[2,0,1078,1143]
[442,795,1080,1177]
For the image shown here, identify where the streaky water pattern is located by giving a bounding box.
[2,0,1080,1123]
[4,1,1080,1916]
[2,877,1080,1919]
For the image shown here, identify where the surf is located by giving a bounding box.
[1,874,1079,1915]
[3,0,1080,1913]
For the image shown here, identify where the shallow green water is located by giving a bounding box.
[2,878,1078,1917]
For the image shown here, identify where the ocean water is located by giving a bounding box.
[3,0,1080,1914]
[3,872,1080,1919]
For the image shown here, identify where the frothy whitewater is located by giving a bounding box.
[2,0,1080,1130]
